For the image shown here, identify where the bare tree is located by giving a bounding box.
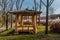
[10,0,14,28]
[20,0,24,10]
[49,6,54,16]
[0,0,14,30]
[0,0,9,28]
[16,0,24,10]
[0,0,7,26]
[8,0,14,28]
[36,0,42,25]
[41,0,54,34]
[34,0,36,11]
[16,0,20,10]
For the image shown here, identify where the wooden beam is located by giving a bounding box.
[13,13,39,16]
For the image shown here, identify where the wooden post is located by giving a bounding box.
[35,15,37,33]
[11,13,12,28]
[20,15,23,31]
[15,14,19,32]
[32,15,37,33]
[20,15,23,26]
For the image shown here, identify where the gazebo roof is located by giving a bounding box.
[8,9,42,14]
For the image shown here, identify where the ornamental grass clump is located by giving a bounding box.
[50,21,60,33]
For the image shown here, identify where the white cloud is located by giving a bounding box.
[52,0,60,14]
[54,8,60,14]
[55,0,60,2]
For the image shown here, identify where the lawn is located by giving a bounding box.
[0,23,3,28]
[0,25,60,40]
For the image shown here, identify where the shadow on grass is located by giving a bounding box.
[0,30,60,40]
[0,25,60,40]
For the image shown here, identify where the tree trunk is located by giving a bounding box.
[6,13,8,30]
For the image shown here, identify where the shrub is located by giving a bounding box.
[40,20,51,26]
[40,21,46,25]
[50,21,60,33]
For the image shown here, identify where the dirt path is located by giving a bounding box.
[0,24,15,32]
[0,27,6,32]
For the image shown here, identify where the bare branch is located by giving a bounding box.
[34,0,36,11]
[0,3,3,7]
[41,0,46,7]
[0,0,3,8]
[9,0,14,11]
[16,0,20,10]
[49,0,54,6]
[20,0,25,10]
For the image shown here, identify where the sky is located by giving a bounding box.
[21,0,60,15]
[0,0,60,15]
[52,0,60,14]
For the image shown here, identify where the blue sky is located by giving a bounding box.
[21,0,34,9]
[21,0,60,15]
[0,0,60,15]
[52,0,60,14]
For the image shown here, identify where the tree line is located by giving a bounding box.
[0,0,40,30]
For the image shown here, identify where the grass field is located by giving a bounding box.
[0,25,60,40]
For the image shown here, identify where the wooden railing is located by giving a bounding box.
[17,25,34,32]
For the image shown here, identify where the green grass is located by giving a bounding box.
[0,25,60,40]
[0,29,14,35]
[0,23,3,28]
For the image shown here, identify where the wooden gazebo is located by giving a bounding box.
[8,10,41,33]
